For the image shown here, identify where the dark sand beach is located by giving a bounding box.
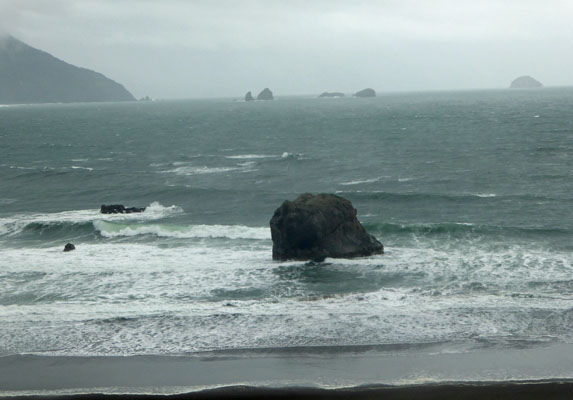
[3,343,573,399]
[4,381,573,400]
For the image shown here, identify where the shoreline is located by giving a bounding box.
[3,343,573,398]
[3,380,573,400]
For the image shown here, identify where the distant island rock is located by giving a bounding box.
[0,35,135,104]
[245,91,254,101]
[270,193,384,261]
[354,88,376,97]
[256,88,274,100]
[319,92,345,98]
[139,96,152,101]
[510,76,543,89]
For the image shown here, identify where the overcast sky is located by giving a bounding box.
[1,0,572,98]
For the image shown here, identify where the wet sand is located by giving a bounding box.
[4,381,573,400]
[2,343,573,398]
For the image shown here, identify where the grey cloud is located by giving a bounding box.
[3,0,573,98]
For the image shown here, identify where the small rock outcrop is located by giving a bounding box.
[354,88,376,97]
[100,204,146,214]
[245,91,255,101]
[256,88,274,100]
[510,76,543,89]
[270,193,384,261]
[319,92,345,98]
[63,243,76,252]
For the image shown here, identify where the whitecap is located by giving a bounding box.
[225,154,275,159]
[340,177,381,186]
[166,166,239,175]
[70,166,93,171]
[94,221,270,240]
[0,202,182,237]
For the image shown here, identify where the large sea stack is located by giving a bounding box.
[245,91,255,101]
[0,35,135,104]
[510,76,543,89]
[270,193,384,261]
[256,88,274,100]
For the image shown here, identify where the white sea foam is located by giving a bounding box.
[70,166,94,171]
[281,152,304,159]
[1,241,572,356]
[94,221,270,240]
[473,193,497,198]
[225,154,275,159]
[0,202,182,237]
[340,177,381,186]
[167,166,239,175]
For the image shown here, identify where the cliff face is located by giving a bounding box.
[0,36,135,104]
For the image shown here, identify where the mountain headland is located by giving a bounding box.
[0,35,135,104]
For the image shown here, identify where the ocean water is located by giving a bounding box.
[1,89,572,361]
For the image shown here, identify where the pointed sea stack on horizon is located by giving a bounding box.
[270,193,384,262]
[245,91,255,101]
[509,76,543,89]
[256,88,274,100]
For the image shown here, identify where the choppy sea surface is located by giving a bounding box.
[1,89,572,359]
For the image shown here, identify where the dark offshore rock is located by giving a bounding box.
[100,204,146,214]
[256,88,274,100]
[510,76,543,88]
[354,88,376,97]
[270,193,384,261]
[245,91,255,101]
[319,92,345,98]
[63,243,76,252]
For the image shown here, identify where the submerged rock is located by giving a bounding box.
[354,88,376,97]
[100,204,146,214]
[510,76,543,88]
[270,193,384,261]
[256,88,274,100]
[63,243,75,252]
[245,91,255,101]
[319,92,345,98]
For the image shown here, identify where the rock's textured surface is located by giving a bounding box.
[270,193,384,261]
[100,204,146,214]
